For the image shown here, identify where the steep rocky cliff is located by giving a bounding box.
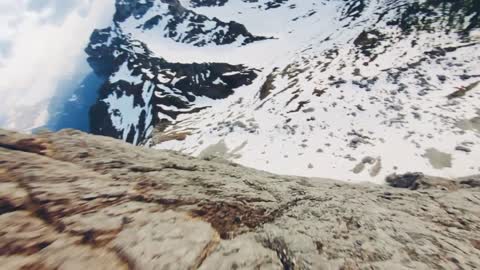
[1,128,479,269]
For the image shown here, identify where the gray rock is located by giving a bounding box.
[455,145,472,153]
[0,129,479,269]
[437,74,447,81]
[362,156,376,164]
[302,107,315,113]
[390,104,404,111]
[386,172,424,189]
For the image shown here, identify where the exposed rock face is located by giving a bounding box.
[81,0,265,145]
[190,0,289,9]
[386,172,425,189]
[1,128,480,269]
[114,0,268,46]
[86,26,258,145]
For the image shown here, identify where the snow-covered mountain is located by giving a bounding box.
[83,0,480,183]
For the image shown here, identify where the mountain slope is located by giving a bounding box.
[82,0,480,182]
[84,0,262,144]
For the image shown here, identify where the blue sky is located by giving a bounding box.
[0,0,114,131]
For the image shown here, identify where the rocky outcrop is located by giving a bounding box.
[71,0,268,145]
[86,26,258,145]
[1,128,480,269]
[190,0,289,10]
[114,0,268,46]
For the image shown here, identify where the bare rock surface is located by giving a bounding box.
[0,129,479,269]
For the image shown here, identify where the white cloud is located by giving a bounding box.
[0,0,115,131]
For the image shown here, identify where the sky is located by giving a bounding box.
[0,0,115,131]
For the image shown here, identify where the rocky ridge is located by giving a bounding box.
[82,0,265,145]
[1,129,480,269]
[86,25,257,145]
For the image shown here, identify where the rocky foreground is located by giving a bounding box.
[0,129,479,269]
